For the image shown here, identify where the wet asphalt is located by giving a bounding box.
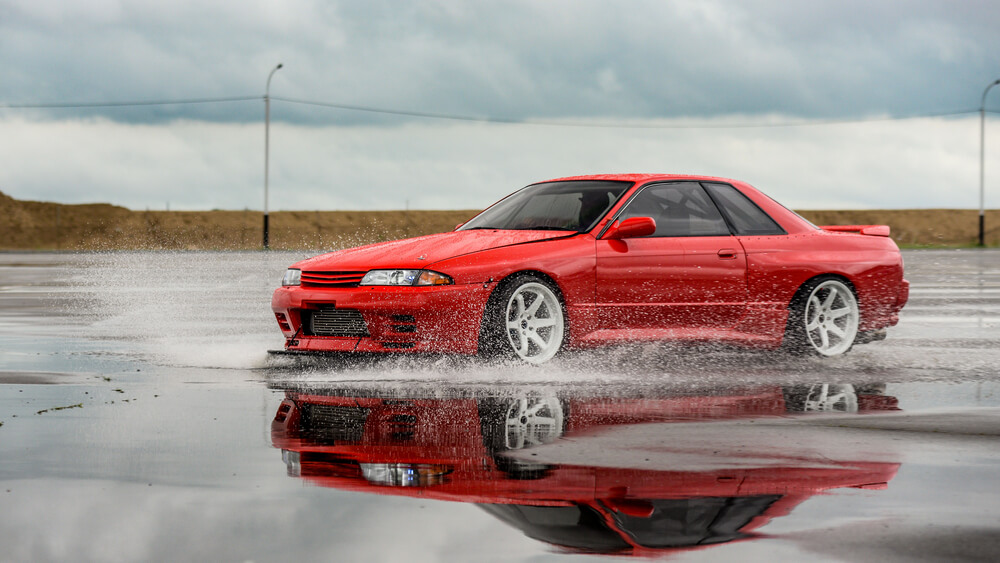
[0,249,999,562]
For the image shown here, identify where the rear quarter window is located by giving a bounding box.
[703,183,786,236]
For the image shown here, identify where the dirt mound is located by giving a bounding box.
[798,209,1000,247]
[1,191,996,250]
[0,190,479,251]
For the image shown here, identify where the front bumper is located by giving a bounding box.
[271,283,494,355]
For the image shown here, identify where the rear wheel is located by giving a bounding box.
[786,278,859,356]
[482,275,566,364]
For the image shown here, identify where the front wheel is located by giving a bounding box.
[786,278,860,356]
[482,276,566,364]
[478,395,566,479]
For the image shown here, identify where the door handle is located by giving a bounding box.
[717,248,738,260]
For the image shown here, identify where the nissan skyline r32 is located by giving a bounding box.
[271,174,909,363]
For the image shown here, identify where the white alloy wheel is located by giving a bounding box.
[503,396,565,450]
[802,384,859,412]
[802,279,859,356]
[504,281,565,364]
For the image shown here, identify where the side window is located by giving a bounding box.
[618,182,730,237]
[703,183,786,236]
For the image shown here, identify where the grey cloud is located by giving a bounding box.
[2,0,1000,126]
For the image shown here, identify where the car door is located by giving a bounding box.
[595,182,748,329]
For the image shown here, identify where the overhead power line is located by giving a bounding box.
[272,96,980,128]
[0,93,992,129]
[271,95,526,124]
[0,95,261,109]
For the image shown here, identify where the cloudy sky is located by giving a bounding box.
[2,0,999,211]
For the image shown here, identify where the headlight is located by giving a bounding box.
[360,463,452,487]
[281,268,301,286]
[360,269,453,286]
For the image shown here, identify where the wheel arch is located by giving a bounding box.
[494,269,565,298]
[787,272,858,310]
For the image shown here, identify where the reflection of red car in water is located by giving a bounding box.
[271,384,899,555]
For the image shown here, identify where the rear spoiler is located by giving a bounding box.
[821,225,891,237]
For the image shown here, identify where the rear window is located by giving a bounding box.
[703,183,786,236]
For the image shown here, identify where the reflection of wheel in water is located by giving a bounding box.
[478,395,566,480]
[502,396,565,450]
[804,384,858,412]
[481,275,566,364]
[785,384,859,413]
[785,277,860,356]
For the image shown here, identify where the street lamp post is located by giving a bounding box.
[264,63,284,249]
[979,78,1000,247]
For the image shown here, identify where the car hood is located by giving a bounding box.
[293,230,573,271]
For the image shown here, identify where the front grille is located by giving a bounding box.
[301,271,366,288]
[302,405,370,442]
[306,307,369,337]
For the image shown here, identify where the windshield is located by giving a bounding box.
[610,495,781,548]
[459,180,631,232]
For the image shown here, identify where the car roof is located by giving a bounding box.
[537,173,817,235]
[540,173,741,185]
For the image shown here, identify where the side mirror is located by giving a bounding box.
[603,497,656,519]
[605,216,656,240]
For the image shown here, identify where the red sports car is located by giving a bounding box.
[272,174,909,363]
